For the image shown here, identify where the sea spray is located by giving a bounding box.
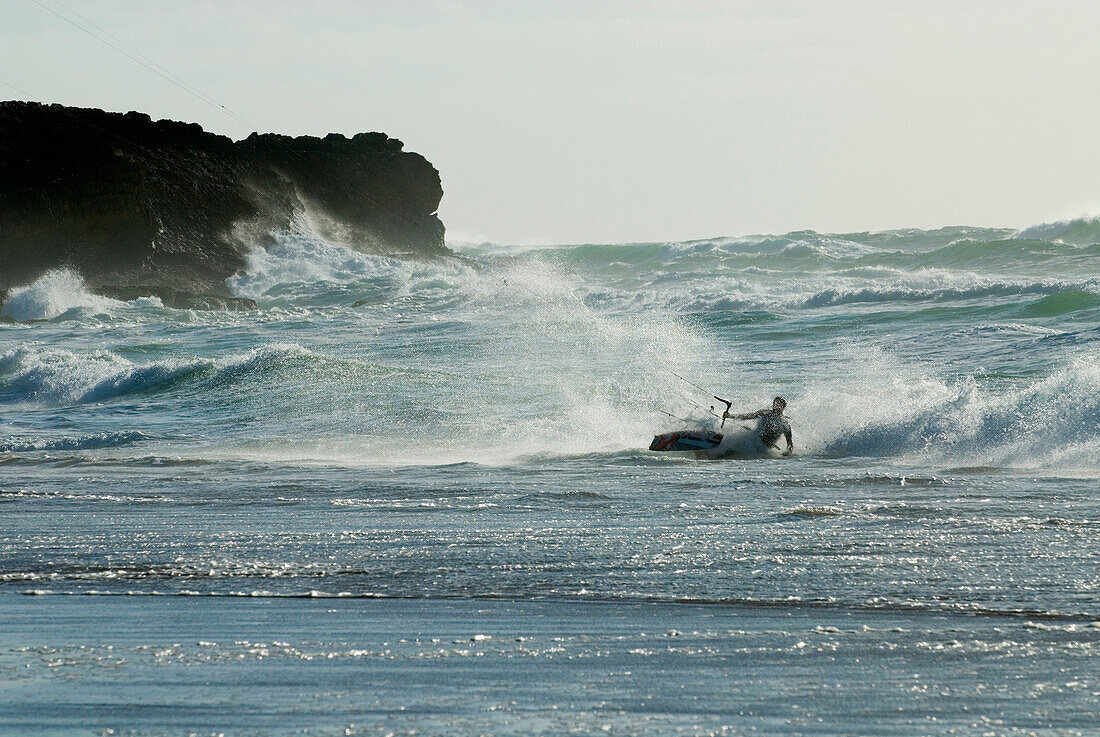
[452,256,709,458]
[1,269,124,321]
[227,223,401,300]
[794,346,1100,470]
[219,230,713,462]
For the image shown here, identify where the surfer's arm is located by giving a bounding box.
[782,429,794,456]
[725,409,766,421]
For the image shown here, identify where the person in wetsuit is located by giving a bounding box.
[724,396,793,456]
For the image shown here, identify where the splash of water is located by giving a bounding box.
[1,269,126,321]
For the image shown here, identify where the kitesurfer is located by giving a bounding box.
[725,396,793,456]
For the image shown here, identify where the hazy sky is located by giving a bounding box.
[2,0,1098,243]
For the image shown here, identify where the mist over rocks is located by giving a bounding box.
[0,101,447,305]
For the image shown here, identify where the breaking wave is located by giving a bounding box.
[796,278,1095,309]
[797,349,1100,470]
[0,268,161,321]
[0,344,313,405]
[226,217,479,307]
[1014,214,1100,245]
[3,221,1099,472]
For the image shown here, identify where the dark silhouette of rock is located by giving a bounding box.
[0,101,446,299]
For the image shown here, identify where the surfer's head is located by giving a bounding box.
[772,396,787,413]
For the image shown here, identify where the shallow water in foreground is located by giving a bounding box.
[3,596,1098,737]
[2,221,1099,734]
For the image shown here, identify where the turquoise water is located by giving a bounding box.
[2,219,1098,734]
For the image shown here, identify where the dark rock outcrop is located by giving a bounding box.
[0,101,446,295]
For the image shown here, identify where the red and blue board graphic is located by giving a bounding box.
[649,430,724,452]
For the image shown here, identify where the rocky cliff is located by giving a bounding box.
[0,101,446,301]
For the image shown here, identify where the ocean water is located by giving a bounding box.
[1,218,1099,735]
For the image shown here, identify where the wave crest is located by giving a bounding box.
[1,269,126,321]
[0,344,313,405]
[1014,215,1100,245]
[798,349,1100,470]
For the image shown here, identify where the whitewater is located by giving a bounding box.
[2,218,1098,735]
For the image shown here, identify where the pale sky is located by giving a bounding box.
[2,0,1098,244]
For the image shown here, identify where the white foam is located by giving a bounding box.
[460,258,707,459]
[794,346,1100,471]
[0,343,312,405]
[227,225,400,299]
[209,253,711,467]
[226,214,484,312]
[1,268,123,321]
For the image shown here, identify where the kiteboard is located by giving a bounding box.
[649,429,724,452]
